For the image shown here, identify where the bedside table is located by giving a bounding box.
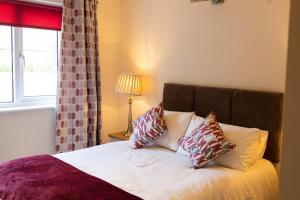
[108,131,130,142]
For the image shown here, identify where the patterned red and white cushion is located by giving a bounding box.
[131,103,168,149]
[178,113,236,168]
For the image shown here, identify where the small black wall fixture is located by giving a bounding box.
[190,0,224,4]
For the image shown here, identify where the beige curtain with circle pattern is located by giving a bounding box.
[55,0,101,153]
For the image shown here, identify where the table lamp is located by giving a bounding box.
[115,73,142,136]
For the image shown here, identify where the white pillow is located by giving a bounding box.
[176,114,204,156]
[256,130,268,160]
[176,114,269,170]
[155,110,193,151]
[215,123,267,170]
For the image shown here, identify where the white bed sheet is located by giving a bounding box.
[54,141,278,200]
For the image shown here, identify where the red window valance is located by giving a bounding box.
[0,0,62,31]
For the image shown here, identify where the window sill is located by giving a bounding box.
[0,104,56,114]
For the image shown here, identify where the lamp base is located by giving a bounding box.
[124,97,133,137]
[123,130,132,137]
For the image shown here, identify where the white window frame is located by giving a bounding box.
[0,26,59,108]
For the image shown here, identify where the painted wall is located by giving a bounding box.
[280,0,300,198]
[117,0,290,131]
[0,107,56,162]
[98,0,122,143]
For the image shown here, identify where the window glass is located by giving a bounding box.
[23,28,58,97]
[0,25,13,103]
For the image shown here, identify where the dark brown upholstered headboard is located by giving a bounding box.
[163,83,284,163]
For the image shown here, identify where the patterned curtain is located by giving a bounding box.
[55,0,101,153]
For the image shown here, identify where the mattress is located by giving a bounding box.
[55,141,279,200]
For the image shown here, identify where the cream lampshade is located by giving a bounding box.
[116,73,142,136]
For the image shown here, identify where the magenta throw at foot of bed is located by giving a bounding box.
[0,155,141,200]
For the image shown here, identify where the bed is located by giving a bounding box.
[0,83,283,200]
[55,141,279,200]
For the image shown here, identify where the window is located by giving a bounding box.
[0,0,62,108]
[0,25,60,107]
[23,28,59,97]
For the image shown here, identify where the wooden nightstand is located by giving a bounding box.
[108,131,130,142]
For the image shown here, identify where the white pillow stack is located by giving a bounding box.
[155,111,194,151]
[134,107,269,170]
[176,114,269,171]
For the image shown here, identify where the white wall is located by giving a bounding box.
[280,0,300,198]
[98,0,122,143]
[117,0,290,130]
[0,107,56,162]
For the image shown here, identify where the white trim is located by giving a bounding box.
[0,96,56,110]
[0,104,56,114]
[19,0,63,7]
[13,27,23,104]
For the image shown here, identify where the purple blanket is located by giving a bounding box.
[0,155,142,200]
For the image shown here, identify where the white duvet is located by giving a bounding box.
[55,141,278,200]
